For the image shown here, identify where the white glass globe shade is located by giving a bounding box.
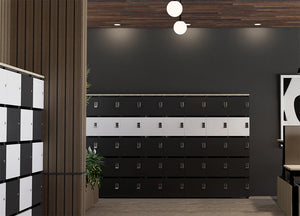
[167,1,183,17]
[173,21,187,35]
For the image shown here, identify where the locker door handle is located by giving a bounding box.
[180,162,185,169]
[180,102,185,108]
[245,184,250,190]
[158,162,163,169]
[223,101,228,108]
[180,183,185,190]
[202,162,206,169]
[115,122,119,128]
[93,101,99,109]
[158,122,163,128]
[201,183,206,190]
[245,142,250,149]
[136,142,142,149]
[158,102,163,108]
[245,102,250,108]
[245,122,249,128]
[223,163,228,169]
[224,183,228,190]
[137,122,141,128]
[201,142,206,149]
[115,163,120,170]
[114,183,120,190]
[223,122,227,128]
[137,101,142,109]
[179,142,185,149]
[136,183,141,190]
[223,142,228,149]
[136,163,142,170]
[94,142,98,149]
[158,142,164,149]
[202,122,206,128]
[115,101,120,108]
[180,122,184,128]
[115,142,120,149]
[158,183,163,190]
[93,122,98,128]
[245,163,250,169]
[202,101,206,108]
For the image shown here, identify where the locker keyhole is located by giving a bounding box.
[179,142,185,149]
[158,122,163,128]
[137,122,141,128]
[202,122,206,128]
[137,102,142,109]
[94,101,99,109]
[158,142,164,149]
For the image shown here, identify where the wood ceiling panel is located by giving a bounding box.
[88,0,300,27]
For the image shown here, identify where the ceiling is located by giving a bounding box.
[88,0,300,28]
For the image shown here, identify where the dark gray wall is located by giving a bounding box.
[87,28,300,196]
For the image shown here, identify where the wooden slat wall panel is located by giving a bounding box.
[0,0,87,215]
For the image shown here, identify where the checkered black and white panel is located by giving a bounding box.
[0,67,44,216]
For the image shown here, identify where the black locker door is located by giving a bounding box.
[205,138,229,157]
[228,158,250,177]
[143,138,164,157]
[118,97,143,116]
[140,97,165,117]
[21,74,33,108]
[185,179,208,197]
[32,205,42,216]
[143,179,165,197]
[32,173,43,205]
[103,158,143,177]
[33,110,43,141]
[131,178,145,198]
[89,137,119,157]
[228,96,249,117]
[6,179,19,216]
[185,96,206,116]
[185,159,207,177]
[205,97,228,116]
[7,108,20,142]
[93,97,122,117]
[86,137,98,153]
[163,97,185,116]
[100,178,133,198]
[185,138,206,157]
[164,179,185,197]
[230,178,250,198]
[206,158,228,177]
[164,138,185,157]
[21,143,32,176]
[0,145,5,181]
[143,158,165,177]
[120,138,144,157]
[227,138,250,157]
[87,96,101,117]
[208,178,231,197]
[165,158,185,177]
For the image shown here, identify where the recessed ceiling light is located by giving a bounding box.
[114,23,121,26]
[254,23,261,26]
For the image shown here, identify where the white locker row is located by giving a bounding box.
[0,68,44,109]
[0,177,34,215]
[0,107,38,142]
[6,143,43,180]
[86,117,250,137]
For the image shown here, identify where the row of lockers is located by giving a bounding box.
[102,158,249,177]
[0,68,44,109]
[100,178,249,198]
[0,143,43,181]
[86,117,250,137]
[0,107,43,143]
[0,174,42,216]
[87,137,249,157]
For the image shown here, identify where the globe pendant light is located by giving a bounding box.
[166,1,183,17]
[173,21,187,35]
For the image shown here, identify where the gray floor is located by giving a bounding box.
[86,197,285,216]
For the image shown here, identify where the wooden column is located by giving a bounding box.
[1,0,87,215]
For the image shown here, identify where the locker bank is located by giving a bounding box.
[1,0,300,215]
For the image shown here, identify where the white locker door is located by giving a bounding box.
[5,70,21,106]
[86,117,101,136]
[141,118,165,136]
[20,109,33,141]
[0,68,7,105]
[206,117,228,136]
[228,117,250,136]
[0,183,6,216]
[184,118,206,136]
[16,209,32,216]
[0,107,7,142]
[6,144,20,179]
[98,117,121,136]
[20,176,32,211]
[120,118,141,136]
[163,118,185,136]
[32,142,43,173]
[33,78,44,109]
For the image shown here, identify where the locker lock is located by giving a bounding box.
[179,142,185,149]
[245,142,250,149]
[158,122,163,128]
[93,101,99,109]
[115,122,119,128]
[245,184,250,190]
[180,183,185,190]
[93,122,98,128]
[223,101,228,108]
[223,142,228,149]
[115,101,120,108]
[158,162,163,169]
[158,183,163,190]
[137,122,141,128]
[115,163,120,170]
[202,101,207,108]
[201,162,206,169]
[201,183,206,190]
[180,162,185,169]
[245,122,249,128]
[224,183,228,190]
[158,142,164,149]
[158,102,163,109]
[202,122,206,128]
[137,102,142,109]
[136,162,142,170]
[245,101,250,108]
[223,163,228,169]
[201,142,206,149]
[245,163,250,169]
[93,142,98,149]
[136,183,141,190]
[180,122,184,128]
[115,142,120,149]
[180,102,185,108]
[223,122,227,128]
[136,142,142,149]
[114,183,120,190]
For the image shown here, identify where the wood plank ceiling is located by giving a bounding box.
[88,0,300,28]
